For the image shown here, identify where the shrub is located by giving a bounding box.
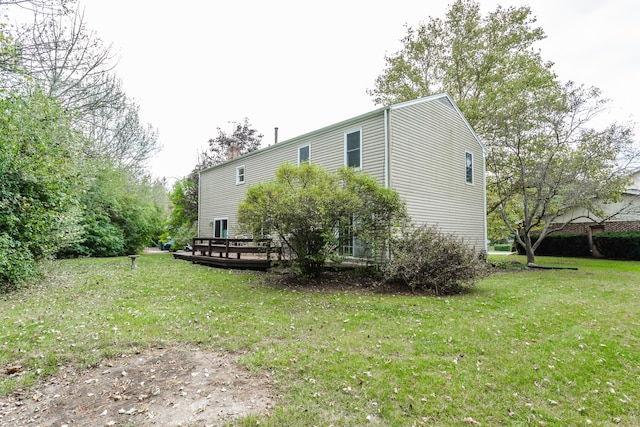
[383,225,487,295]
[514,233,590,257]
[0,233,39,292]
[238,163,406,278]
[593,232,640,260]
[493,244,512,252]
[172,222,198,250]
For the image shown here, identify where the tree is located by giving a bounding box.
[0,0,167,285]
[369,0,638,263]
[168,175,198,230]
[200,117,263,168]
[488,82,635,263]
[0,89,84,287]
[16,8,122,119]
[2,3,159,174]
[368,0,551,134]
[238,163,406,278]
[83,95,160,174]
[165,118,263,245]
[58,163,166,258]
[165,173,199,248]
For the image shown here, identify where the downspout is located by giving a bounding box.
[384,108,391,262]
[482,146,488,253]
[384,108,390,188]
[197,170,201,237]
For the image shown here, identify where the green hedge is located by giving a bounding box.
[493,244,512,252]
[514,234,590,257]
[593,232,640,260]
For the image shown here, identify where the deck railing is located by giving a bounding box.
[191,237,278,260]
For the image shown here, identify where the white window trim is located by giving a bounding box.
[298,144,311,165]
[213,217,229,238]
[236,164,245,185]
[344,128,362,169]
[465,151,474,184]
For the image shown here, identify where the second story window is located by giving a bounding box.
[236,165,245,185]
[465,152,473,184]
[345,130,361,168]
[299,145,310,164]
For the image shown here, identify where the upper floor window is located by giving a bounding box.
[345,130,361,168]
[465,152,473,184]
[298,145,310,164]
[236,165,245,185]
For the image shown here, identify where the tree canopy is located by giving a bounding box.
[370,0,638,263]
[1,0,167,289]
[238,163,407,277]
[200,117,263,168]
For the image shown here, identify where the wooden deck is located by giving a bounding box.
[172,251,275,270]
[172,237,371,272]
[172,237,283,271]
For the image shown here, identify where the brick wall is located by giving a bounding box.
[551,221,640,234]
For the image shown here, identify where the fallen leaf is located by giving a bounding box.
[5,366,22,375]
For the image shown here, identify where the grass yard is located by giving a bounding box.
[1,253,639,426]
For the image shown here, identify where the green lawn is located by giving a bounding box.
[1,254,639,426]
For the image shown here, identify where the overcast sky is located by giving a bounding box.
[81,0,639,182]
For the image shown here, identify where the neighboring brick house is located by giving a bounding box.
[550,168,640,255]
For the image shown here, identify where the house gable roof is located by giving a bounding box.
[390,93,486,155]
[199,93,484,175]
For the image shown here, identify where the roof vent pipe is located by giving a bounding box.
[274,127,279,144]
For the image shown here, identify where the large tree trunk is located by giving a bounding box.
[523,234,536,264]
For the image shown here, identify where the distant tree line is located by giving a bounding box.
[1,0,167,290]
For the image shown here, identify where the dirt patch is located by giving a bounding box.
[0,347,276,427]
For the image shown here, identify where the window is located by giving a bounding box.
[236,165,245,185]
[213,218,228,238]
[339,219,354,256]
[465,151,473,184]
[298,145,310,164]
[338,216,366,258]
[345,130,361,168]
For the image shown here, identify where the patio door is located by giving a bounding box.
[213,218,228,238]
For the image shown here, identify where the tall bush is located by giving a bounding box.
[0,91,84,288]
[514,234,590,257]
[593,232,640,260]
[238,163,406,278]
[57,164,165,258]
[384,225,487,295]
[0,234,38,291]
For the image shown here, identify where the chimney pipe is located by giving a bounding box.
[274,127,279,144]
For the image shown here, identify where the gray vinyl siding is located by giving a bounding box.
[198,112,386,237]
[389,98,486,250]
